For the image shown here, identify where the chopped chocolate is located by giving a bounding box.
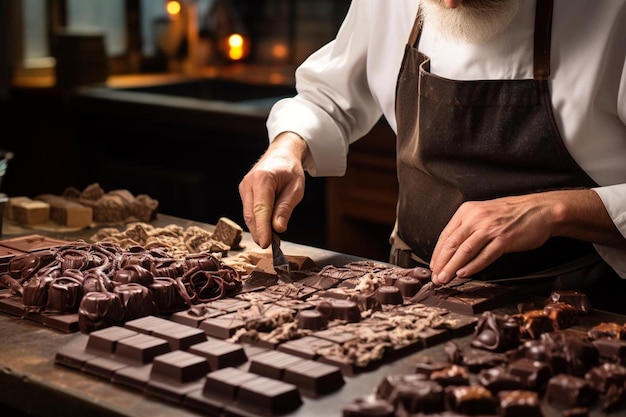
[507,357,552,391]
[342,395,395,417]
[514,309,555,340]
[497,389,542,417]
[429,364,470,387]
[543,301,579,329]
[471,311,520,352]
[445,384,497,415]
[584,362,626,393]
[477,366,524,393]
[587,321,626,340]
[546,290,592,314]
[545,374,598,408]
[592,338,626,366]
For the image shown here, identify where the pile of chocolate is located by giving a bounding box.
[0,240,242,333]
[343,291,626,416]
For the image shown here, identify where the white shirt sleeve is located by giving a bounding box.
[266,1,384,177]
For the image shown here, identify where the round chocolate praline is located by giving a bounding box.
[296,309,328,330]
[394,276,423,297]
[376,285,404,305]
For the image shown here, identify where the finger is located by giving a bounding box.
[272,178,305,233]
[430,217,464,275]
[239,179,258,243]
[253,184,277,249]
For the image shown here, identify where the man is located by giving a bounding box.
[239,0,626,311]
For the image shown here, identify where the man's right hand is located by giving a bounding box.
[238,132,309,249]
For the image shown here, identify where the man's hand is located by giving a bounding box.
[429,189,625,285]
[238,132,309,249]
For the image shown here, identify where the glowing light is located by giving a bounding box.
[271,43,288,60]
[225,33,249,61]
[166,0,182,16]
[228,34,244,48]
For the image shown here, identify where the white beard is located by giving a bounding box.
[419,0,520,44]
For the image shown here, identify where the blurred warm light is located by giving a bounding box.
[271,43,289,60]
[225,33,250,61]
[166,0,182,16]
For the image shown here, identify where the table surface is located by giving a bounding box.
[1,214,625,417]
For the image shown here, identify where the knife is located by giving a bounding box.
[271,232,292,283]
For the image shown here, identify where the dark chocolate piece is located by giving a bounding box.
[114,283,157,321]
[477,366,524,393]
[445,384,497,415]
[429,364,470,387]
[394,276,423,297]
[86,325,138,354]
[199,316,246,339]
[114,333,171,365]
[342,395,395,417]
[283,359,345,396]
[592,338,626,366]
[151,321,207,351]
[543,301,579,329]
[498,389,542,417]
[124,315,173,334]
[149,350,210,383]
[515,309,555,340]
[188,338,247,370]
[545,374,598,408]
[587,321,626,340]
[386,379,446,414]
[375,285,404,305]
[546,290,592,314]
[471,311,520,352]
[78,291,125,333]
[296,309,328,331]
[507,357,552,391]
[584,362,626,393]
[248,350,306,380]
[235,374,303,414]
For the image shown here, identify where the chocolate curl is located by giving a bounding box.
[0,274,24,296]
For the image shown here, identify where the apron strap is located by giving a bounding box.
[533,0,553,80]
[408,0,553,80]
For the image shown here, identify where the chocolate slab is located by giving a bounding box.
[277,335,339,360]
[0,296,26,317]
[0,234,70,252]
[202,367,260,399]
[124,315,172,334]
[235,374,303,415]
[112,363,153,392]
[248,350,307,380]
[86,325,139,354]
[54,342,99,371]
[168,304,224,327]
[83,355,129,380]
[43,312,80,333]
[283,359,345,396]
[187,338,248,370]
[545,374,598,408]
[149,350,210,383]
[114,333,171,365]
[199,316,246,339]
[151,321,207,351]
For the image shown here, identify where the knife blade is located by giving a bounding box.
[271,232,292,283]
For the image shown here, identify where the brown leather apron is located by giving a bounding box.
[392,0,621,298]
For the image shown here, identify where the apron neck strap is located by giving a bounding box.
[407,0,553,80]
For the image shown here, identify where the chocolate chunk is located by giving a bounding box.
[86,325,138,354]
[394,276,423,297]
[78,291,125,333]
[507,357,552,391]
[296,309,328,331]
[584,362,626,393]
[114,333,171,365]
[188,338,247,370]
[592,338,626,366]
[546,290,592,314]
[342,395,395,417]
[386,379,446,414]
[545,374,598,408]
[498,389,542,417]
[543,301,579,329]
[236,373,302,414]
[471,311,520,352]
[376,285,404,305]
[283,359,345,396]
[587,321,626,340]
[149,350,210,383]
[151,321,206,351]
[446,384,497,415]
[477,366,524,393]
[514,309,555,340]
[429,364,470,387]
[249,350,306,380]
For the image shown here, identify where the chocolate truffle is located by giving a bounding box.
[498,389,542,417]
[471,311,520,352]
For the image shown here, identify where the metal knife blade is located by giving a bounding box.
[271,232,292,283]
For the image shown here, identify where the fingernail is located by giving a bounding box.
[436,271,448,284]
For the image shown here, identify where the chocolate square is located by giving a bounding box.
[277,335,339,360]
[283,359,345,396]
[114,333,171,365]
[202,367,259,399]
[507,357,552,391]
[187,338,247,370]
[151,322,207,351]
[86,325,139,354]
[248,350,307,380]
[149,350,210,383]
[112,363,152,391]
[236,374,302,414]
[124,315,172,334]
[199,316,246,339]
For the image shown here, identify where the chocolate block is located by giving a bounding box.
[43,312,79,333]
[498,389,542,417]
[592,338,626,366]
[150,350,210,383]
[236,375,302,414]
[446,385,497,415]
[342,395,394,417]
[151,322,207,351]
[0,234,69,252]
[477,366,524,393]
[204,298,250,313]
[277,335,339,360]
[124,315,172,334]
[84,355,129,380]
[429,365,470,387]
[545,374,598,408]
[202,367,259,399]
[507,357,552,391]
[112,364,152,391]
[546,290,592,314]
[386,379,446,414]
[584,362,626,393]
[283,359,345,396]
[168,304,223,328]
[471,311,520,352]
[248,350,307,380]
[188,338,247,370]
[55,342,99,371]
[86,325,138,354]
[199,316,246,339]
[114,333,171,365]
[587,321,626,340]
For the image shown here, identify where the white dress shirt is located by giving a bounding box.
[266,0,626,277]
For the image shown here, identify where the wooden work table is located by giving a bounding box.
[0,214,625,417]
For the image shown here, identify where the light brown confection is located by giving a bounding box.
[131,194,158,222]
[92,194,127,223]
[4,196,31,221]
[11,197,50,225]
[211,217,243,248]
[36,194,93,228]
[80,182,106,201]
